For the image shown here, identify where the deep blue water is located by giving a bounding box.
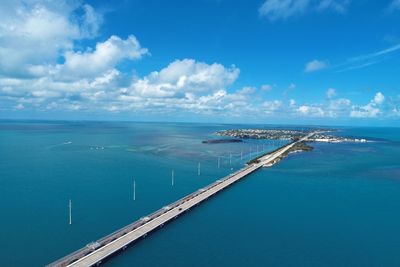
[0,121,399,267]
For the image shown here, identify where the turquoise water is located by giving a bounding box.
[0,122,399,267]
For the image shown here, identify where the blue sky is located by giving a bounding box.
[0,0,400,126]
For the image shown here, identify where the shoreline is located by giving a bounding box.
[216,128,370,144]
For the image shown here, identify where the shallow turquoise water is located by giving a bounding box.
[0,122,399,266]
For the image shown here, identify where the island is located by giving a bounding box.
[216,129,368,143]
[202,139,243,144]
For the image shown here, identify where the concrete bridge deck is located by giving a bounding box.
[47,133,314,267]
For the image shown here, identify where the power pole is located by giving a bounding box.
[68,199,72,225]
[198,162,201,176]
[133,179,136,201]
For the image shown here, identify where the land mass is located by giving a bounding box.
[202,139,243,144]
[216,129,368,143]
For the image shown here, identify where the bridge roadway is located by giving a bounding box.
[48,133,315,267]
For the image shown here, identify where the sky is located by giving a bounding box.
[0,0,400,126]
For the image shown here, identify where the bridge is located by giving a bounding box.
[47,133,315,267]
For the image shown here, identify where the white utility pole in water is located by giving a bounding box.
[198,162,201,176]
[240,150,243,161]
[229,153,232,165]
[68,199,72,225]
[171,170,174,186]
[133,179,136,201]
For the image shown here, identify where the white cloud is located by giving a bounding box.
[259,0,349,21]
[373,92,385,105]
[326,88,336,98]
[259,0,310,21]
[349,44,400,63]
[14,103,24,110]
[350,103,380,118]
[261,84,273,91]
[262,100,283,114]
[0,0,151,113]
[292,96,351,118]
[17,34,148,81]
[333,44,400,72]
[327,98,351,117]
[0,0,103,77]
[304,59,329,72]
[392,108,400,117]
[0,1,396,122]
[130,59,239,98]
[297,105,325,117]
[329,98,351,109]
[238,86,257,95]
[60,35,148,78]
[80,4,103,38]
[350,92,385,118]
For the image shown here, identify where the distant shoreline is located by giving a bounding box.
[216,128,369,143]
[202,139,243,144]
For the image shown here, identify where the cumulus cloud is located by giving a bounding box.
[350,103,380,118]
[0,0,103,77]
[373,92,385,104]
[259,0,349,21]
[327,98,351,117]
[350,92,385,118]
[0,57,247,116]
[130,59,239,98]
[297,105,325,117]
[20,35,147,81]
[0,1,244,117]
[304,59,329,72]
[330,98,351,108]
[60,35,148,78]
[0,0,152,114]
[0,1,396,123]
[262,100,283,114]
[291,94,352,118]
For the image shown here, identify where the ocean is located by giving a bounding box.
[0,121,399,267]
